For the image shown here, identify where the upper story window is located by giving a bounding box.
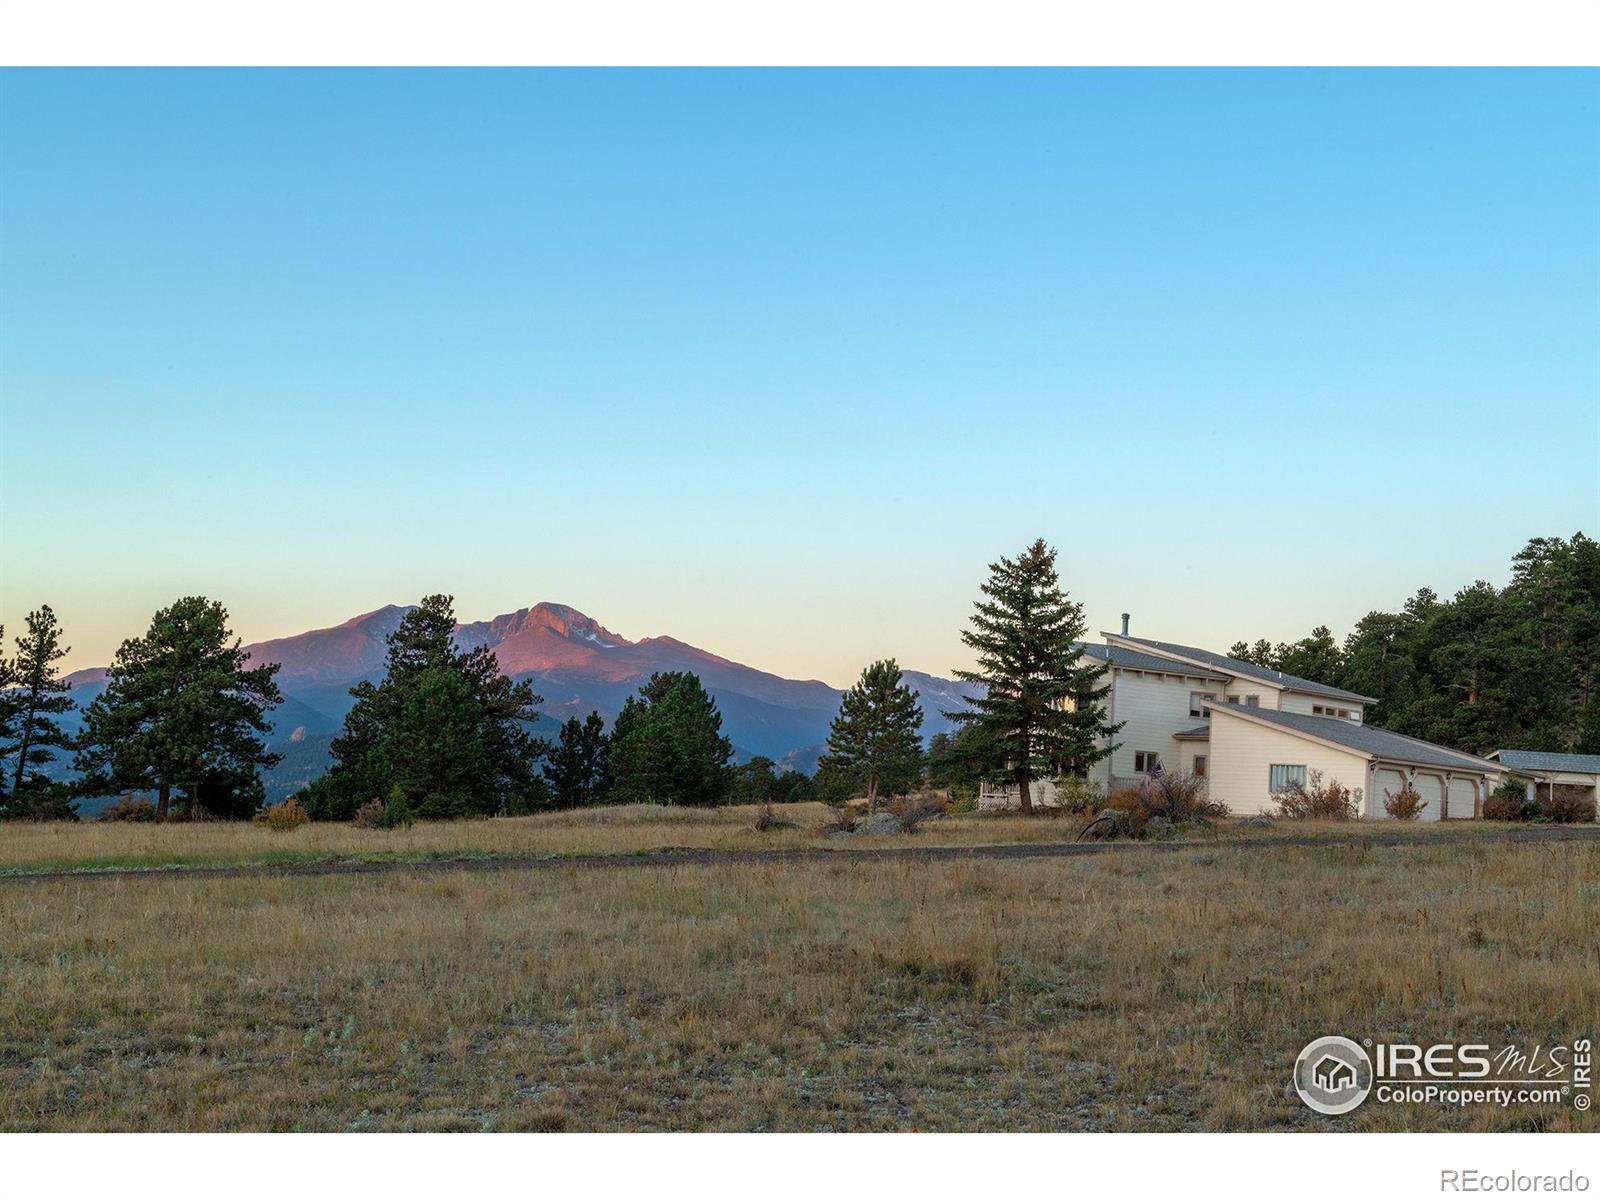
[1189,691,1217,718]
[1245,694,1261,707]
[1312,704,1355,719]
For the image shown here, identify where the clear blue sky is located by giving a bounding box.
[2,69,1596,682]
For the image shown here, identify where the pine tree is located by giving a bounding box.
[74,597,283,820]
[818,659,924,814]
[950,539,1117,814]
[304,595,548,819]
[604,672,732,805]
[544,711,609,807]
[0,606,80,820]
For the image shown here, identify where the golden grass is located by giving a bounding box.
[1,839,1595,1131]
[0,802,1534,875]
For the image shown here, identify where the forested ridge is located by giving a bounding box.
[1227,533,1599,755]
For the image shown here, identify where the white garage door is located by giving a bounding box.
[1372,768,1407,819]
[1445,777,1478,820]
[1411,773,1445,822]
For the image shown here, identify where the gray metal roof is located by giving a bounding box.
[1173,725,1211,740]
[1114,636,1376,704]
[1490,749,1600,775]
[1077,643,1230,679]
[1211,705,1500,773]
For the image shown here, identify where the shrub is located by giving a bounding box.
[1543,786,1597,824]
[1142,771,1229,822]
[382,788,416,830]
[823,803,859,834]
[351,798,385,829]
[1051,776,1104,815]
[254,797,309,832]
[98,796,155,823]
[890,794,945,834]
[1484,782,1539,822]
[1101,773,1226,837]
[753,802,796,832]
[1382,782,1425,821]
[1272,770,1358,820]
[945,789,977,815]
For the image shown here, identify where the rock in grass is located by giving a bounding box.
[862,812,902,836]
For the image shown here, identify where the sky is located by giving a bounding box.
[1,69,1596,685]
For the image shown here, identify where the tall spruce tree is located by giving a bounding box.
[950,539,1117,814]
[75,597,283,820]
[302,595,548,819]
[818,659,924,814]
[0,606,79,820]
[604,671,732,805]
[544,711,608,808]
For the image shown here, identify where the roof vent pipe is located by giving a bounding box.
[1121,613,1130,636]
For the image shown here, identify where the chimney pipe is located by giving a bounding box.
[1121,613,1130,636]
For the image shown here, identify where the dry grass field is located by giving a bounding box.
[0,801,1540,876]
[2,830,1595,1132]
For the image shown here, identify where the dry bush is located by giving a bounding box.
[1098,773,1225,839]
[890,794,946,834]
[1272,770,1358,820]
[351,799,385,829]
[253,797,309,832]
[824,804,859,835]
[1484,784,1535,822]
[753,803,796,832]
[97,796,156,823]
[1142,771,1229,822]
[1543,787,1597,824]
[1383,783,1425,821]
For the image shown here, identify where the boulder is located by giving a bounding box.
[1144,814,1176,840]
[1238,814,1274,830]
[862,811,903,836]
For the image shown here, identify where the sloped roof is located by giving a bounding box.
[1077,643,1229,680]
[1173,725,1211,740]
[1112,635,1375,704]
[1490,749,1600,775]
[1210,705,1501,773]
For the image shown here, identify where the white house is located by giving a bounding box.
[979,620,1503,819]
[1485,750,1600,815]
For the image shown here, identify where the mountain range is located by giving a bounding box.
[61,602,976,803]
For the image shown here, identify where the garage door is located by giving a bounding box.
[1372,768,1407,819]
[1445,776,1478,820]
[1411,773,1445,822]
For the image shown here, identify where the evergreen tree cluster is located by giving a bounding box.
[75,597,284,820]
[603,671,735,805]
[1225,533,1599,754]
[301,595,549,820]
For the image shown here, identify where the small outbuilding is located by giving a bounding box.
[1486,750,1600,817]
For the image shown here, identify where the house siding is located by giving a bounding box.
[1101,670,1212,785]
[1206,710,1370,816]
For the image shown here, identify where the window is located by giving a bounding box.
[1135,751,1163,775]
[1245,694,1260,708]
[1269,764,1306,792]
[1226,696,1241,705]
[1193,755,1208,778]
[1189,691,1217,718]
